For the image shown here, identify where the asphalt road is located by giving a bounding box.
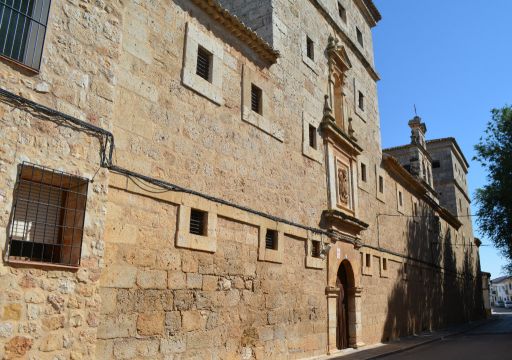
[382,309,512,360]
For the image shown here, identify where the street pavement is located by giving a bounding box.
[380,308,512,360]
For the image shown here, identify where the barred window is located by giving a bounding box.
[308,124,317,149]
[251,84,262,114]
[265,229,277,250]
[0,0,51,70]
[306,36,314,60]
[196,45,212,82]
[189,208,207,236]
[7,163,88,267]
[311,240,321,258]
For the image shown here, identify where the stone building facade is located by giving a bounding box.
[0,0,484,359]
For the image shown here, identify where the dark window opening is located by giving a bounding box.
[378,175,384,193]
[432,160,440,168]
[399,191,403,206]
[361,163,367,182]
[306,36,314,60]
[251,84,262,114]
[265,229,277,250]
[7,162,88,267]
[189,209,207,236]
[338,2,347,22]
[311,240,321,258]
[404,263,408,274]
[365,253,371,267]
[358,91,364,111]
[196,46,212,82]
[403,164,411,173]
[308,124,317,149]
[356,27,363,47]
[0,0,51,70]
[383,258,387,271]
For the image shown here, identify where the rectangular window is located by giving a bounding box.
[308,124,317,149]
[382,258,387,271]
[356,27,363,47]
[311,240,321,258]
[358,91,365,111]
[7,162,88,267]
[413,202,418,216]
[360,163,367,182]
[196,45,212,82]
[251,84,262,114]
[338,2,347,22]
[398,191,403,206]
[189,209,207,236]
[432,160,440,168]
[265,229,277,250]
[306,36,314,60]
[0,0,51,71]
[365,253,371,267]
[378,175,384,193]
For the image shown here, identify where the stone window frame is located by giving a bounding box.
[353,78,366,122]
[380,256,389,278]
[182,22,224,106]
[361,251,372,276]
[357,155,370,193]
[375,166,385,203]
[306,231,325,269]
[176,204,217,253]
[302,112,323,163]
[301,31,320,74]
[242,64,284,142]
[258,225,284,263]
[396,183,405,215]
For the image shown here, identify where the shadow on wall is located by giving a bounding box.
[381,203,484,342]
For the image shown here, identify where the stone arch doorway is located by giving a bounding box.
[336,260,355,350]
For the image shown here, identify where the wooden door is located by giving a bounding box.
[336,265,350,349]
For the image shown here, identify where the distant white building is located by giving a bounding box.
[490,275,512,305]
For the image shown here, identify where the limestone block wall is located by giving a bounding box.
[97,185,327,359]
[0,101,109,359]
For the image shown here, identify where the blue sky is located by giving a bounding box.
[372,0,512,278]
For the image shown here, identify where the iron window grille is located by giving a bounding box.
[306,36,314,60]
[196,45,212,82]
[0,0,51,71]
[265,229,277,250]
[251,84,262,114]
[311,240,321,258]
[7,162,88,267]
[308,124,317,149]
[189,208,207,236]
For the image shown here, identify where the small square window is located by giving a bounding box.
[265,229,277,250]
[338,2,347,22]
[189,209,207,236]
[356,27,363,47]
[365,253,371,268]
[311,240,321,258]
[432,160,440,168]
[308,124,317,149]
[361,163,367,182]
[358,91,365,111]
[306,36,314,60]
[378,175,384,193]
[196,46,212,82]
[7,163,88,267]
[399,191,403,206]
[382,258,387,271]
[251,84,262,115]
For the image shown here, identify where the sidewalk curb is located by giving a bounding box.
[366,318,493,359]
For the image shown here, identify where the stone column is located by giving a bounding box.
[354,286,365,348]
[325,286,339,354]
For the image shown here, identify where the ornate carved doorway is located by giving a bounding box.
[336,260,353,349]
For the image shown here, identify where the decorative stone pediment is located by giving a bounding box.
[327,36,352,73]
[321,209,368,243]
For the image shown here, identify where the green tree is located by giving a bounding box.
[474,106,512,274]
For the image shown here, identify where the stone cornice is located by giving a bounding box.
[307,0,380,82]
[320,118,363,156]
[190,0,280,64]
[354,0,382,27]
[383,154,462,230]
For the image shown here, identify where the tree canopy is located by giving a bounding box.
[474,106,512,274]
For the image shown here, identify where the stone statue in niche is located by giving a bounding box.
[338,166,349,205]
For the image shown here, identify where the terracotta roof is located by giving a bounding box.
[190,0,280,64]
